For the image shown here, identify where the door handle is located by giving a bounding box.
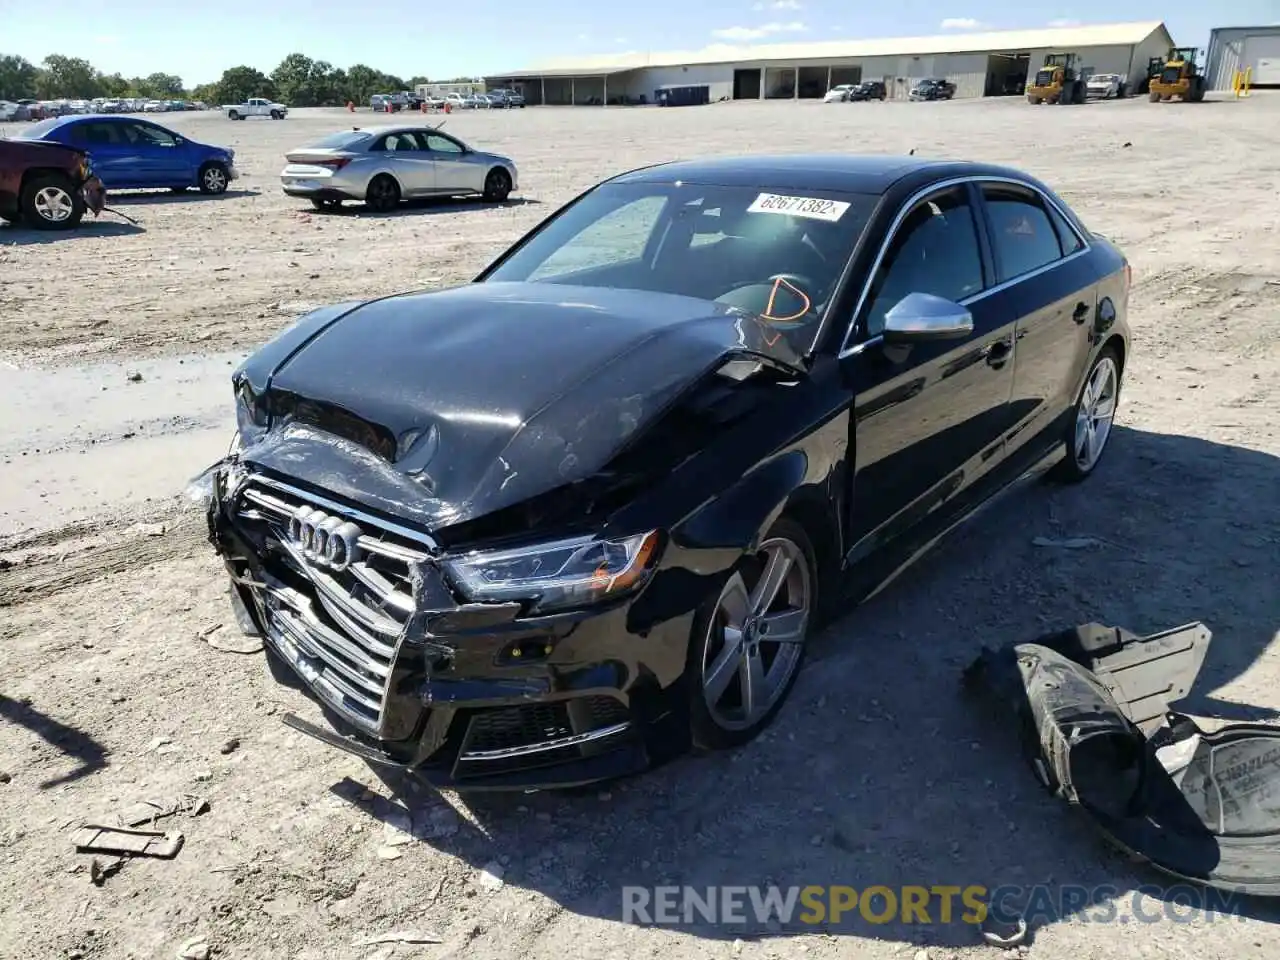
[985,339,1012,369]
[1073,302,1091,324]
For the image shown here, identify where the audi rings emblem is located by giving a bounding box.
[287,506,363,571]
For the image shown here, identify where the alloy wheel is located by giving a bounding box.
[34,186,74,222]
[1074,355,1118,471]
[202,166,228,193]
[701,537,811,732]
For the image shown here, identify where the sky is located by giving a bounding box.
[2,0,1278,86]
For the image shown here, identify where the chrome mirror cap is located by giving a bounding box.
[883,292,974,343]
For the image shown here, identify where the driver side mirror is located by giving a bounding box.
[882,292,973,343]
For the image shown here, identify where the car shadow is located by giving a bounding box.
[307,196,541,218]
[0,694,109,788]
[0,219,145,244]
[311,424,1280,947]
[104,187,260,205]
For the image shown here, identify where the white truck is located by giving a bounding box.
[223,97,288,120]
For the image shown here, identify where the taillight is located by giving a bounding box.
[315,158,351,171]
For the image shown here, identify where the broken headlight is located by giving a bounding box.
[443,530,662,614]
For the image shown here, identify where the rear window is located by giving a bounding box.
[308,131,373,150]
[12,118,61,140]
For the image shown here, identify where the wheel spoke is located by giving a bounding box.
[739,645,767,719]
[750,546,793,615]
[719,572,751,629]
[704,627,743,703]
[759,608,806,644]
[1093,391,1116,420]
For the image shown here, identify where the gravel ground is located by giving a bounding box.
[1,95,1278,960]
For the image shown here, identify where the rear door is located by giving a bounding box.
[68,120,134,187]
[371,131,436,196]
[972,181,1097,459]
[839,182,1015,555]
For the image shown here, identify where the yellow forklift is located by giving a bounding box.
[1026,52,1086,104]
[1148,47,1207,102]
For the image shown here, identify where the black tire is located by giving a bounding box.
[482,167,512,203]
[1050,344,1123,484]
[365,174,400,213]
[228,110,240,120]
[0,210,20,225]
[198,162,229,195]
[19,173,85,231]
[687,516,818,752]
[270,110,282,119]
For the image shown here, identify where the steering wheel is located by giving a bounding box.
[715,273,817,323]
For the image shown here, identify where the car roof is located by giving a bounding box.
[609,154,1036,195]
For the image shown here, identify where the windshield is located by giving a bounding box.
[308,130,373,150]
[12,118,62,140]
[483,181,876,329]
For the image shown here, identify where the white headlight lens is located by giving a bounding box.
[444,530,661,613]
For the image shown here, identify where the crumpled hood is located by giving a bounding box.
[233,281,804,530]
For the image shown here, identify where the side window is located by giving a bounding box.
[527,196,667,280]
[982,185,1064,282]
[77,122,121,145]
[863,188,985,337]
[1047,203,1083,255]
[424,134,463,154]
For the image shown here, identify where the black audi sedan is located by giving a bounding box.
[200,154,1131,790]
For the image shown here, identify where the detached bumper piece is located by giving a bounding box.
[966,621,1280,897]
[213,471,648,791]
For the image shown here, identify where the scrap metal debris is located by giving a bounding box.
[352,930,443,947]
[119,794,210,827]
[71,825,184,859]
[965,620,1280,896]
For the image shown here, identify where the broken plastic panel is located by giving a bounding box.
[966,621,1280,896]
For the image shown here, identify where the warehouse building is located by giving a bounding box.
[485,20,1174,105]
[1204,25,1280,89]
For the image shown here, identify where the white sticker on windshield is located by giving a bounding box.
[747,193,851,222]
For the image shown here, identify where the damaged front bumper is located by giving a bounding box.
[199,460,688,792]
[967,621,1280,897]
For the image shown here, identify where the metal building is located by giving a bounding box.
[484,20,1174,105]
[1205,25,1280,90]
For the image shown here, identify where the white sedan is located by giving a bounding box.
[1086,73,1125,99]
[823,84,856,103]
[280,125,519,212]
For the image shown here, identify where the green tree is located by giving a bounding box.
[141,72,185,97]
[0,54,39,99]
[271,52,315,105]
[99,72,130,97]
[344,63,383,103]
[409,75,430,87]
[36,55,102,98]
[212,65,276,105]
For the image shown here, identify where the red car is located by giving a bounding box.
[0,135,106,230]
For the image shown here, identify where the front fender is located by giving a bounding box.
[673,450,811,553]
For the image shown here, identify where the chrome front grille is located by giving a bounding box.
[233,476,436,734]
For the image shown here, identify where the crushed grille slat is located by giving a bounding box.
[234,478,434,734]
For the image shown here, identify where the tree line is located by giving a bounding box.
[0,52,480,106]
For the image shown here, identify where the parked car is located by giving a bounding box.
[0,100,18,121]
[486,88,526,107]
[280,125,517,211]
[1086,73,1125,99]
[909,78,956,100]
[200,153,1132,790]
[0,134,106,229]
[13,115,237,194]
[224,97,288,120]
[822,84,857,103]
[848,80,887,101]
[444,93,470,110]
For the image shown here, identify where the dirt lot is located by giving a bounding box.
[1,95,1278,960]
